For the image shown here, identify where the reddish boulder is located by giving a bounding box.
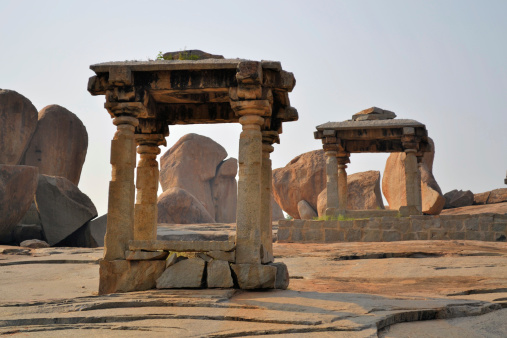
[297,200,317,219]
[158,187,215,224]
[21,105,88,185]
[0,89,38,165]
[159,134,228,221]
[487,188,507,204]
[317,170,384,216]
[272,150,326,219]
[0,165,39,243]
[382,138,445,215]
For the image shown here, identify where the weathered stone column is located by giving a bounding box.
[260,131,278,264]
[337,154,350,211]
[103,104,139,260]
[235,114,264,264]
[325,150,339,213]
[403,149,422,213]
[134,134,165,241]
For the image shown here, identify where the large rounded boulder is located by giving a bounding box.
[158,187,215,224]
[0,89,38,165]
[21,105,88,186]
[272,150,326,219]
[317,170,385,216]
[159,133,228,221]
[0,165,39,243]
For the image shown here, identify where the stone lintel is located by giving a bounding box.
[108,66,133,86]
[125,250,168,261]
[128,240,236,252]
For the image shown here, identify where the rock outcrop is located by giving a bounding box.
[272,150,327,219]
[444,189,474,209]
[382,137,445,215]
[21,105,88,186]
[159,134,238,223]
[0,89,38,165]
[297,200,317,220]
[35,175,97,245]
[317,170,384,216]
[0,165,39,243]
[158,187,215,224]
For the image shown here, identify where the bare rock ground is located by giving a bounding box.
[1,240,506,337]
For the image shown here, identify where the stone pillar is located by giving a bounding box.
[134,134,165,241]
[236,114,264,264]
[325,150,339,213]
[104,111,139,261]
[403,149,422,213]
[260,131,278,264]
[337,154,350,211]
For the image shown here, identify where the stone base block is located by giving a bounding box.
[231,263,277,289]
[269,262,290,289]
[99,259,165,295]
[399,206,422,217]
[156,257,205,289]
[207,260,234,288]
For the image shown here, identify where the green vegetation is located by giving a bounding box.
[156,50,200,61]
[312,214,363,221]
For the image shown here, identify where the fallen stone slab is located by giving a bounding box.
[35,175,98,246]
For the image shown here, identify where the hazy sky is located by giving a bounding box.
[1,0,506,216]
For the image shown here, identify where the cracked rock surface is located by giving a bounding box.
[1,240,506,337]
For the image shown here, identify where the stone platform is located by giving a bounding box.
[278,213,507,243]
[1,240,507,336]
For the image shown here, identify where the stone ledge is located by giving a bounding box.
[277,213,507,243]
[129,240,236,252]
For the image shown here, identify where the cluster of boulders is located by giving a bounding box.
[0,89,104,248]
[272,150,386,219]
[157,133,284,224]
[443,188,507,209]
[272,137,447,219]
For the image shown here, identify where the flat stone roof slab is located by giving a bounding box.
[316,119,425,130]
[90,59,282,72]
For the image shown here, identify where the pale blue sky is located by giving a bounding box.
[1,0,506,215]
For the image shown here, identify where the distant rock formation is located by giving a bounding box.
[159,134,237,224]
[444,189,474,209]
[272,150,327,219]
[317,170,385,216]
[21,105,88,186]
[0,89,38,165]
[158,187,215,224]
[382,137,445,215]
[473,188,507,205]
